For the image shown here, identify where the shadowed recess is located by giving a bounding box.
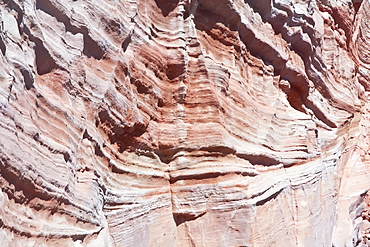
[166,63,184,80]
[0,35,6,55]
[169,171,221,184]
[21,68,34,90]
[173,211,206,226]
[33,38,58,75]
[20,17,59,75]
[36,0,105,59]
[97,110,147,152]
[122,34,131,52]
[0,155,54,204]
[154,0,179,17]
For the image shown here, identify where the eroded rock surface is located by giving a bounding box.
[0,0,369,246]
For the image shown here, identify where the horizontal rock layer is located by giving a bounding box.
[0,0,369,246]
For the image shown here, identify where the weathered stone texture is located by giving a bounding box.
[0,0,369,246]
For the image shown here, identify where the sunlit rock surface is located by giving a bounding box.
[0,0,369,246]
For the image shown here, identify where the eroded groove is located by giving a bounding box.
[246,0,355,115]
[169,171,221,184]
[0,216,102,239]
[236,154,278,166]
[33,133,71,162]
[83,130,105,157]
[155,145,281,166]
[196,1,339,128]
[256,188,284,206]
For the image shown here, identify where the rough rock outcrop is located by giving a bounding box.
[0,0,369,246]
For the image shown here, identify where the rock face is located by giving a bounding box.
[0,0,370,246]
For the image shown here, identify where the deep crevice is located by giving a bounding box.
[200,146,280,166]
[130,77,151,94]
[94,143,104,157]
[62,152,71,163]
[353,1,362,14]
[154,148,182,164]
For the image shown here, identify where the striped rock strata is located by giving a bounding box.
[0,0,370,246]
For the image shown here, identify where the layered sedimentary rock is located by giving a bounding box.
[0,0,370,246]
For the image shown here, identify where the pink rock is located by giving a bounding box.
[0,0,369,246]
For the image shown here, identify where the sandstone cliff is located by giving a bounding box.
[0,0,369,246]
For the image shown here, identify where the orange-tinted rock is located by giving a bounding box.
[0,0,369,246]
